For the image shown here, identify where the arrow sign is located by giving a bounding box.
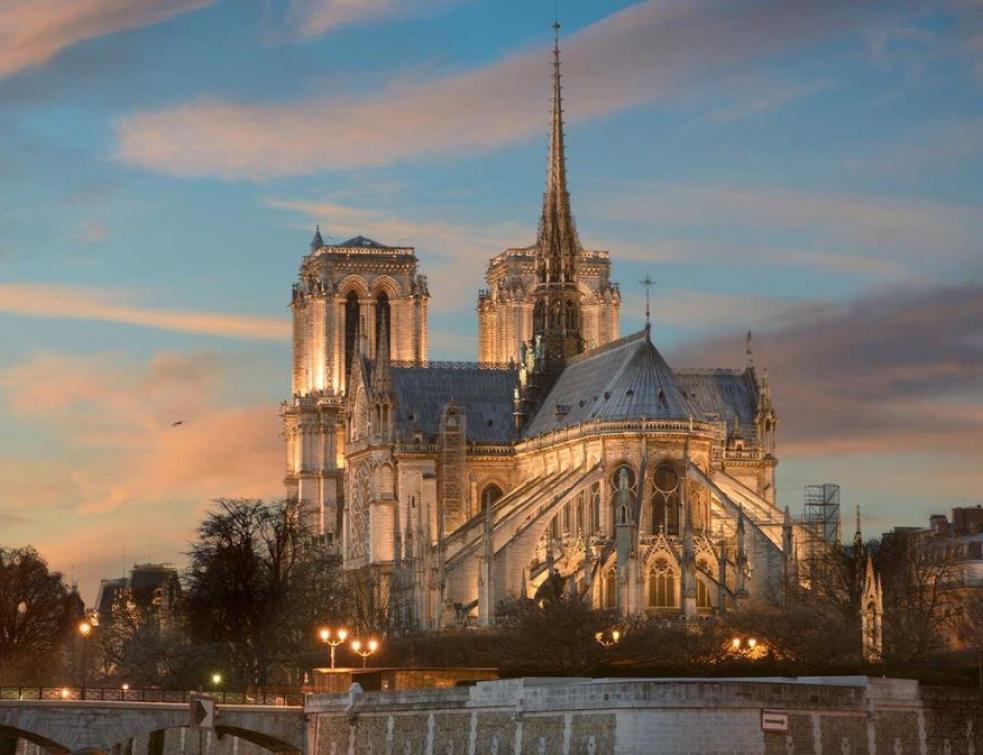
[190,695,215,729]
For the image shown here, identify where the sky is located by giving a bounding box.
[0,0,981,603]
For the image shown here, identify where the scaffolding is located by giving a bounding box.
[801,484,842,585]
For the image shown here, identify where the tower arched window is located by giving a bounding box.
[564,299,577,331]
[344,290,360,388]
[375,291,390,358]
[651,462,680,536]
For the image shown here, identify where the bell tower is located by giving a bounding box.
[283,232,429,541]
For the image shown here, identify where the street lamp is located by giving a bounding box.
[350,639,378,668]
[728,636,762,658]
[318,626,349,669]
[210,673,223,688]
[77,620,93,698]
[595,629,621,648]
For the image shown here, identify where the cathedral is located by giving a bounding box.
[282,27,799,630]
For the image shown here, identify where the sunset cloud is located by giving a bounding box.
[0,350,282,516]
[116,0,870,178]
[0,283,289,340]
[670,284,983,457]
[284,0,451,39]
[0,0,213,79]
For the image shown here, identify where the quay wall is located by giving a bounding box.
[306,676,983,755]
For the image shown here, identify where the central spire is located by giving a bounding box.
[531,21,583,363]
[536,21,580,286]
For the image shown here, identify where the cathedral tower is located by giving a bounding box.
[478,25,620,365]
[283,233,429,539]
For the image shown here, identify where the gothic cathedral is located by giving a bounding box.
[283,27,795,630]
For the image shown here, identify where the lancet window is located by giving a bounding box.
[651,462,681,536]
[647,557,677,609]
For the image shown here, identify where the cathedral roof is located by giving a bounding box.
[391,366,517,443]
[523,329,696,437]
[675,368,759,437]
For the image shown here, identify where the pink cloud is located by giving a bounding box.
[0,350,283,515]
[116,0,869,178]
[0,0,213,79]
[0,283,289,340]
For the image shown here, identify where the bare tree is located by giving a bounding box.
[877,533,962,666]
[184,499,347,687]
[0,547,75,685]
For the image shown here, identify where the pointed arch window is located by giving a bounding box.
[564,299,577,331]
[590,482,601,533]
[481,484,503,512]
[604,570,617,609]
[651,462,681,536]
[647,558,677,609]
[375,291,390,358]
[344,291,360,388]
[533,300,546,335]
[696,578,712,609]
[611,464,636,528]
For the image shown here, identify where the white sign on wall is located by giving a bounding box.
[761,710,789,733]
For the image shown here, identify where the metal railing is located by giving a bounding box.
[0,687,304,706]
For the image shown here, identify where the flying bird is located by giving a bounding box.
[171,420,185,427]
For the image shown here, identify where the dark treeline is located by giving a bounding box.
[2,503,981,690]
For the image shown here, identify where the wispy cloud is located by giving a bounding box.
[591,183,983,279]
[697,78,833,125]
[0,283,288,340]
[0,0,213,79]
[284,0,452,39]
[116,0,871,178]
[670,284,983,457]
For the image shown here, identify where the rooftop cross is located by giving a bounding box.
[639,275,655,327]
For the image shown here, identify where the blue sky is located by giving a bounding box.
[1,0,981,600]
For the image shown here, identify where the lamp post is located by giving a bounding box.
[77,620,93,699]
[350,639,378,668]
[318,627,349,669]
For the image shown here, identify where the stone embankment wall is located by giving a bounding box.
[306,676,983,755]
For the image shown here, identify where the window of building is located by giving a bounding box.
[647,558,677,609]
[591,482,601,533]
[651,462,681,535]
[696,578,711,609]
[375,291,390,356]
[344,291,360,385]
[565,299,577,331]
[533,300,546,335]
[604,570,617,609]
[480,484,503,512]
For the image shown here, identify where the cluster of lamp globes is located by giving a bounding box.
[318,627,380,668]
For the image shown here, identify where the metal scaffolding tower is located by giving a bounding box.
[802,483,842,585]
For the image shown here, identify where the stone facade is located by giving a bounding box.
[307,676,983,755]
[284,27,800,629]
